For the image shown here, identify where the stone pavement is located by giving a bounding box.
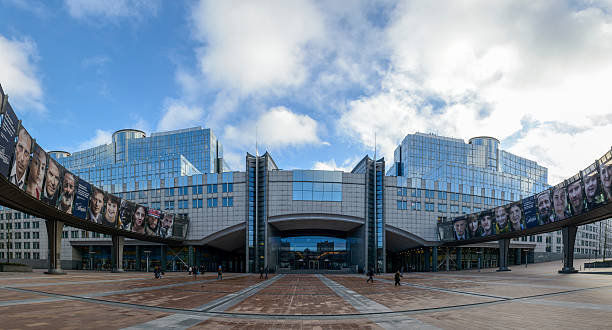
[1,259,612,329]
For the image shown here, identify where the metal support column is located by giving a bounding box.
[160,245,167,272]
[432,247,438,272]
[135,246,141,271]
[45,219,65,274]
[560,225,579,273]
[456,247,462,270]
[515,248,521,265]
[188,245,195,267]
[424,248,431,272]
[497,238,511,271]
[111,235,124,273]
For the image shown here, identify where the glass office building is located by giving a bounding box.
[4,127,610,272]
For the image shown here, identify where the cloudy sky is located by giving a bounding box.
[1,0,611,184]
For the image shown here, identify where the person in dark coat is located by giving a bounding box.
[394,270,402,286]
[366,269,374,283]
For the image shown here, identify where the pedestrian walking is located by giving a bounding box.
[193,265,198,280]
[265,265,269,279]
[188,266,192,275]
[394,270,402,286]
[217,265,223,280]
[259,266,264,279]
[366,269,374,283]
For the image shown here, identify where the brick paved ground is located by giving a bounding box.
[1,259,612,329]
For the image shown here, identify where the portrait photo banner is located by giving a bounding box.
[0,103,19,178]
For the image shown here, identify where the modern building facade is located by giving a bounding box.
[2,128,610,272]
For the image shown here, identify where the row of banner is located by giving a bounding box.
[451,150,612,240]
[0,85,176,239]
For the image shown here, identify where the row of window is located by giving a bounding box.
[397,188,509,205]
[0,252,40,259]
[0,232,39,240]
[0,221,40,230]
[396,201,482,214]
[0,242,40,249]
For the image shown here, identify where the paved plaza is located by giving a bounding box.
[1,260,612,329]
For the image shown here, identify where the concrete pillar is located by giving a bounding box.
[45,220,65,274]
[497,238,511,271]
[560,226,579,273]
[424,248,431,272]
[188,245,195,267]
[111,235,124,273]
[160,245,167,272]
[432,247,438,272]
[456,247,462,270]
[135,245,141,271]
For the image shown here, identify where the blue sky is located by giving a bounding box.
[1,0,612,184]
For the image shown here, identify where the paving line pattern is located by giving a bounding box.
[195,274,285,312]
[366,276,510,300]
[122,275,285,329]
[316,274,442,330]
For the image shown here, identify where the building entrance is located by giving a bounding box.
[279,236,349,271]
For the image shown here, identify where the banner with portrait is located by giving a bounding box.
[88,187,105,223]
[583,167,606,211]
[0,101,17,178]
[599,157,612,203]
[25,144,47,200]
[8,125,32,190]
[566,177,587,216]
[535,188,555,225]
[452,216,468,240]
[507,202,525,231]
[72,178,91,220]
[101,194,120,227]
[131,204,147,234]
[159,212,174,238]
[118,199,134,230]
[57,169,76,214]
[551,183,570,222]
[41,157,63,206]
[145,208,161,236]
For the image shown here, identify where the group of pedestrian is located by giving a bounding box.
[365,269,403,286]
[259,265,269,279]
[153,265,164,279]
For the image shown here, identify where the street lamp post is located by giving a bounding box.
[144,250,151,272]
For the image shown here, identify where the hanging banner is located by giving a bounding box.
[72,178,91,220]
[159,213,174,238]
[118,199,134,230]
[41,157,62,206]
[57,170,76,214]
[101,194,120,227]
[131,205,147,234]
[88,187,105,223]
[9,126,32,190]
[25,144,47,200]
[521,195,539,228]
[0,103,19,178]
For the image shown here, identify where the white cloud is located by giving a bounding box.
[77,129,112,150]
[224,106,324,151]
[190,0,325,95]
[339,0,612,182]
[65,0,159,21]
[312,156,361,172]
[2,0,50,17]
[156,99,204,132]
[0,35,45,114]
